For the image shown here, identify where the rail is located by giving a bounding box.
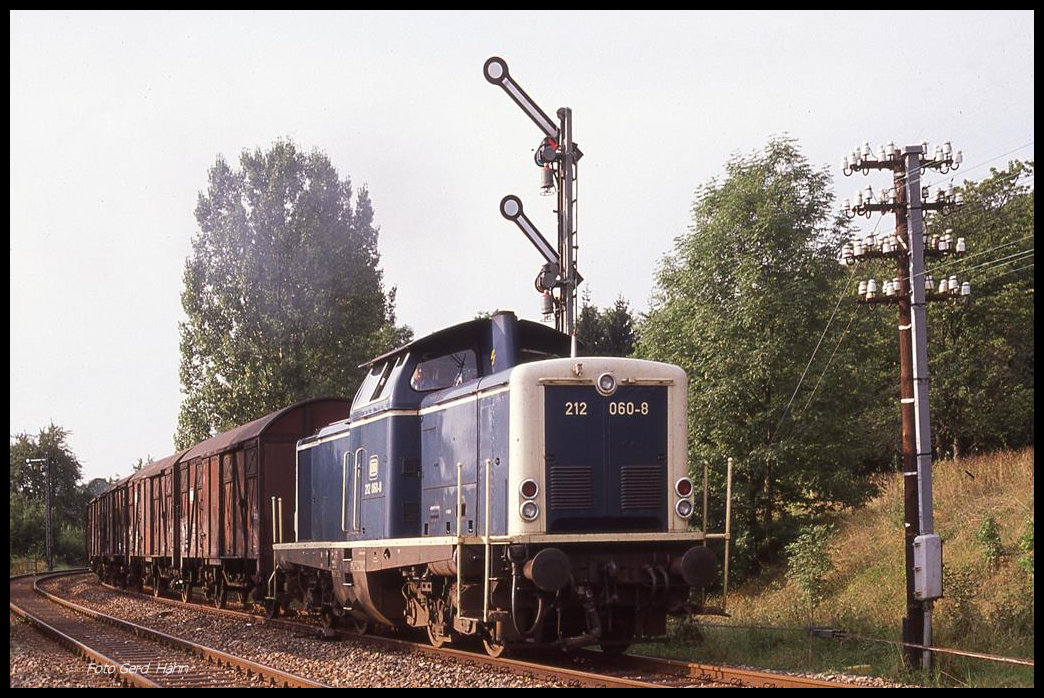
[12,570,327,688]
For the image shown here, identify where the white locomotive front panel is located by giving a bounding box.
[508,357,694,539]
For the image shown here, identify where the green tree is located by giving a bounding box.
[176,140,411,447]
[576,290,637,357]
[9,424,89,563]
[924,161,1034,458]
[638,137,878,579]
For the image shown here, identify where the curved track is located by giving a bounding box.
[10,571,326,688]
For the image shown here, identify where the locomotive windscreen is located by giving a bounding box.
[543,385,668,533]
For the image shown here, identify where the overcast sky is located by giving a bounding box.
[10,11,1034,483]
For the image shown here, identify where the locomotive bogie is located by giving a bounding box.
[273,535,716,651]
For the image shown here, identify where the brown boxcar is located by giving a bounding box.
[88,398,349,605]
[89,478,131,585]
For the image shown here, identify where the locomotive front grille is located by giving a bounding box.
[619,464,666,510]
[548,465,594,509]
[544,383,671,532]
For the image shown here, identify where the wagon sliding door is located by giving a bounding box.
[177,463,189,567]
[220,451,250,559]
[245,445,259,559]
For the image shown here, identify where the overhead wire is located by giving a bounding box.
[769,261,858,441]
[975,262,1034,287]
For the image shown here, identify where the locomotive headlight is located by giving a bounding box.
[595,372,617,397]
[520,500,540,522]
[675,477,694,498]
[675,499,694,519]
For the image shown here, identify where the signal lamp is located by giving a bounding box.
[675,478,694,498]
[519,479,539,500]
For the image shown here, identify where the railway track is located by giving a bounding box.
[78,571,861,688]
[10,570,326,688]
[83,574,661,688]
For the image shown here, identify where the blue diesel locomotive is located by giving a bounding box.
[272,310,718,656]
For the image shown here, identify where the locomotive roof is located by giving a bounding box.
[361,311,571,368]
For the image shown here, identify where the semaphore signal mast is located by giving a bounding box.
[484,56,582,355]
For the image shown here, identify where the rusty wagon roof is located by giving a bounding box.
[93,397,348,499]
[179,397,347,460]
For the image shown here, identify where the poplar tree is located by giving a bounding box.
[176,140,409,447]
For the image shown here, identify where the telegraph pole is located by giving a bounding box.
[26,456,53,571]
[840,141,966,670]
[484,56,582,349]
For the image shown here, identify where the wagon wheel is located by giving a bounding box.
[212,579,226,609]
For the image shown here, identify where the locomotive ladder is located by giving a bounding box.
[456,459,494,625]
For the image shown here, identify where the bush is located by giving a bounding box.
[976,516,1003,571]
[784,523,836,617]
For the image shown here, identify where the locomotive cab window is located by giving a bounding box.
[355,361,393,405]
[411,350,478,392]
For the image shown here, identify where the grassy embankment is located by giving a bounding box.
[644,448,1035,687]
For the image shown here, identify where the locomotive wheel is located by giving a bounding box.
[482,636,508,658]
[426,621,449,648]
[320,608,339,629]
